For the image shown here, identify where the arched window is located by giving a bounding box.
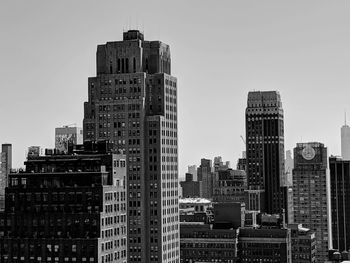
[126,58,129,73]
[121,59,125,73]
[133,57,136,73]
[117,59,121,73]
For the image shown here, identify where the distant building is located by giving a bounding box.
[213,169,247,203]
[187,165,197,181]
[0,144,12,210]
[237,151,246,172]
[288,223,317,263]
[0,143,127,263]
[213,202,245,229]
[245,91,290,220]
[55,125,83,152]
[213,156,230,172]
[329,156,350,251]
[198,158,214,199]
[180,173,201,198]
[293,142,330,263]
[341,121,350,160]
[285,150,294,186]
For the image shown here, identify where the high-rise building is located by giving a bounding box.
[236,151,246,172]
[187,165,197,181]
[285,150,294,186]
[197,159,214,199]
[0,144,127,263]
[341,120,350,160]
[0,143,12,210]
[83,30,179,263]
[245,91,290,218]
[55,125,83,153]
[213,156,230,172]
[329,156,350,252]
[180,173,201,198]
[293,142,330,262]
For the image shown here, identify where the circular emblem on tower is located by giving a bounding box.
[302,145,316,160]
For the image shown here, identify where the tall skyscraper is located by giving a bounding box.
[0,143,12,210]
[245,91,290,218]
[329,156,350,252]
[83,30,179,263]
[341,118,350,160]
[293,142,330,262]
[197,159,214,199]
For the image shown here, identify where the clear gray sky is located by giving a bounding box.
[1,0,350,176]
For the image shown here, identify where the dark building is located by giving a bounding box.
[213,202,245,229]
[0,144,12,210]
[329,156,350,252]
[83,30,179,262]
[180,173,201,198]
[213,169,246,203]
[236,151,246,172]
[288,223,317,263]
[293,142,330,263]
[180,223,238,263]
[0,144,127,263]
[245,91,291,221]
[237,227,291,263]
[197,159,214,199]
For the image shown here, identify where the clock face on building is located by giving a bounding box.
[302,145,316,160]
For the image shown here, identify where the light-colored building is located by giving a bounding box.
[55,125,83,152]
[341,122,350,160]
[0,143,12,210]
[293,142,330,263]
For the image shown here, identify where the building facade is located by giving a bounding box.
[289,223,317,263]
[0,146,127,263]
[197,159,214,199]
[245,91,290,219]
[293,142,330,262]
[237,228,292,263]
[55,125,83,153]
[180,173,201,198]
[180,223,238,263]
[0,144,12,211]
[329,156,350,252]
[83,30,179,263]
[213,169,246,203]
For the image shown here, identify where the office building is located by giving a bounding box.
[197,158,214,199]
[180,223,238,263]
[0,144,12,210]
[83,30,179,263]
[180,173,201,198]
[236,151,246,172]
[293,142,330,262]
[213,156,230,172]
[329,156,350,251]
[285,150,294,186]
[187,165,197,181]
[289,223,317,263]
[341,121,350,160]
[245,91,290,218]
[0,143,127,263]
[55,125,83,153]
[213,169,246,203]
[237,228,291,263]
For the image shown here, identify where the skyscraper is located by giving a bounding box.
[329,156,350,252]
[83,30,179,263]
[0,143,12,210]
[245,91,290,218]
[341,118,350,160]
[293,142,330,262]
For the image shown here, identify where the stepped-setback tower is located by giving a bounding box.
[83,30,179,263]
[245,91,292,221]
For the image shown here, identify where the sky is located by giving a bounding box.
[1,0,350,177]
